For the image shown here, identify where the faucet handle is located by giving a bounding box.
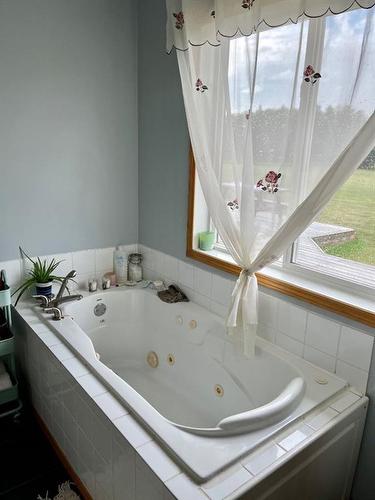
[33,295,50,307]
[44,307,63,320]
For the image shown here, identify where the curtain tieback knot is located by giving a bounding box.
[239,268,254,278]
[231,268,256,299]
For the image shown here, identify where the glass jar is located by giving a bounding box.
[128,253,143,282]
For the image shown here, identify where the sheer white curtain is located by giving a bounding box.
[168,2,375,355]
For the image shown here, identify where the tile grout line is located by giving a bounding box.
[334,325,343,373]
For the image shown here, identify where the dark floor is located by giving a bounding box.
[0,403,78,499]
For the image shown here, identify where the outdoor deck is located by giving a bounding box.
[296,222,375,289]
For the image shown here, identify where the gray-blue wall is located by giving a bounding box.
[138,0,190,261]
[137,1,375,498]
[0,0,138,261]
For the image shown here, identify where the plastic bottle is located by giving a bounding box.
[113,247,128,284]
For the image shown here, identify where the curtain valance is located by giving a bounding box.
[166,0,374,52]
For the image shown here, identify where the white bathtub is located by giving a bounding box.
[40,288,347,481]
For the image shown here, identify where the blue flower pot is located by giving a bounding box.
[35,282,53,297]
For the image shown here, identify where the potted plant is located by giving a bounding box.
[12,247,74,306]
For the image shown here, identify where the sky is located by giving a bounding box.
[227,8,374,114]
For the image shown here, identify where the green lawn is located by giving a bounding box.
[318,169,375,265]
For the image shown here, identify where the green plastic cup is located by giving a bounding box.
[198,231,216,251]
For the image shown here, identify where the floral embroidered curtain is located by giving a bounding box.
[167,1,375,355]
[166,0,375,52]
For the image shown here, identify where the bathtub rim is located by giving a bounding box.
[26,288,350,481]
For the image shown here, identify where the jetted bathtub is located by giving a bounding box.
[43,288,347,481]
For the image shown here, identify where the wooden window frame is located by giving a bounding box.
[186,148,375,328]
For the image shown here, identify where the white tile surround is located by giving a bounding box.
[14,306,368,500]
[0,245,137,295]
[3,243,374,499]
[2,242,373,392]
[139,245,375,394]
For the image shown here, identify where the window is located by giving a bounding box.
[293,156,375,289]
[187,8,375,326]
[290,10,375,290]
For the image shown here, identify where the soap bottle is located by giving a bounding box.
[114,247,128,284]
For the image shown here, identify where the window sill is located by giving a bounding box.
[187,147,375,328]
[187,246,375,328]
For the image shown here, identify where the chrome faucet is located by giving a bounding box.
[32,294,50,307]
[32,270,83,320]
[44,306,63,321]
[32,270,83,313]
[48,270,83,308]
[54,270,77,301]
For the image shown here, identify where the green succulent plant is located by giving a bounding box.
[12,247,74,306]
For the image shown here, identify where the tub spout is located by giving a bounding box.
[55,294,83,305]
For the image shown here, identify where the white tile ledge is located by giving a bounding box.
[114,413,153,449]
[242,442,285,476]
[49,342,75,362]
[238,390,365,478]
[17,308,63,347]
[162,393,367,499]
[201,464,252,500]
[165,473,207,500]
[233,394,367,500]
[77,373,108,398]
[137,441,181,483]
[94,392,129,421]
[277,423,315,452]
[330,391,360,413]
[305,407,339,431]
